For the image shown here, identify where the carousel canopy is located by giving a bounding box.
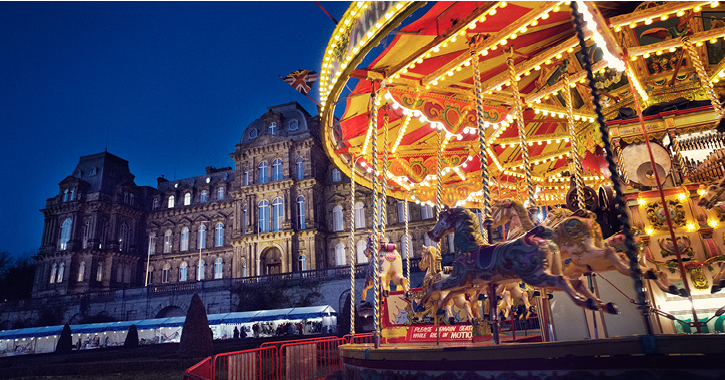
[320,1,722,207]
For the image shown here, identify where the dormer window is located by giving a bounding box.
[70,188,76,201]
[249,128,258,139]
[289,120,298,131]
[184,193,191,205]
[200,190,208,203]
[63,189,69,202]
[217,187,225,200]
[152,198,159,210]
[332,169,341,182]
[168,195,175,208]
[269,122,277,135]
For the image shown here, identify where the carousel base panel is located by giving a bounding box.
[339,334,725,380]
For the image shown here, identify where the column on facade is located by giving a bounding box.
[286,238,292,272]
[103,254,113,288]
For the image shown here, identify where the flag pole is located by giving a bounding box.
[278,75,321,107]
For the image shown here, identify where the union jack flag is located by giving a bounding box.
[283,70,318,95]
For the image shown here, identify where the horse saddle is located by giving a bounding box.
[473,244,498,271]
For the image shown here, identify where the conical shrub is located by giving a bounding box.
[55,323,73,354]
[124,324,139,347]
[178,293,212,358]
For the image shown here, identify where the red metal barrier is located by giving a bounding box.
[184,356,213,380]
[278,337,344,380]
[213,346,278,380]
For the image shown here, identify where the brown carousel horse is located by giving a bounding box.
[492,199,680,299]
[482,282,536,320]
[415,245,478,323]
[419,207,612,319]
[360,233,409,305]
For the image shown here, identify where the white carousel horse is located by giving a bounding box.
[415,245,478,324]
[420,208,611,318]
[492,199,680,299]
[360,233,410,305]
[697,177,725,210]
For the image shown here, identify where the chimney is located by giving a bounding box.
[157,174,168,186]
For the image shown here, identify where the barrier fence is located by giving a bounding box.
[185,356,213,380]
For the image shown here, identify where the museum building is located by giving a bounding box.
[32,102,445,297]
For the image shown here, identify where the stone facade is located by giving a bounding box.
[29,102,447,309]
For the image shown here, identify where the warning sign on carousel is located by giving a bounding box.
[406,324,473,342]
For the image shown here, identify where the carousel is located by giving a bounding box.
[320,1,725,379]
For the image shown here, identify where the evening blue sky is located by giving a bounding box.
[0,1,354,257]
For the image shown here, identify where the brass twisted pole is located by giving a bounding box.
[348,154,357,336]
[404,197,410,284]
[436,129,443,254]
[506,50,535,207]
[471,39,490,244]
[370,88,381,347]
[381,108,389,245]
[683,37,724,117]
[563,72,585,210]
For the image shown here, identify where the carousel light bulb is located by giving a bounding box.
[713,1,720,7]
[525,71,531,76]
[697,41,704,46]
[709,219,718,228]
[542,13,550,20]
[677,192,687,201]
[719,71,725,78]
[677,9,685,17]
[695,5,702,12]
[656,50,663,55]
[482,49,489,56]
[553,5,560,12]
[615,25,622,32]
[531,19,538,26]
[661,14,668,21]
[645,18,652,25]
[469,22,477,29]
[451,36,457,42]
[630,22,637,28]
[686,222,696,232]
[511,33,517,40]
[669,47,676,53]
[556,53,562,59]
[631,55,638,61]
[712,38,719,44]
[520,26,528,34]
[490,8,497,15]
[637,198,646,206]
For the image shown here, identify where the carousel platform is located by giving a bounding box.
[339,334,725,380]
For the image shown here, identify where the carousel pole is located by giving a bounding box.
[506,48,535,209]
[470,35,491,244]
[370,86,382,347]
[570,2,654,335]
[683,37,724,118]
[404,196,410,285]
[563,69,586,211]
[436,129,443,256]
[382,106,389,248]
[348,154,358,336]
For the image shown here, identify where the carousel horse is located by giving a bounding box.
[481,282,535,320]
[711,264,725,293]
[492,199,680,298]
[419,207,610,317]
[360,233,409,305]
[415,245,478,324]
[697,177,725,210]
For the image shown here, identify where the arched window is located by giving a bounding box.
[215,223,224,247]
[70,188,76,201]
[244,168,249,186]
[98,221,108,249]
[59,218,72,251]
[333,206,343,231]
[78,261,85,282]
[296,157,304,180]
[258,162,269,183]
[162,264,170,283]
[401,235,411,259]
[97,262,103,282]
[148,232,156,255]
[214,258,223,279]
[181,227,189,251]
[198,260,205,281]
[198,225,206,249]
[243,205,248,235]
[200,190,208,203]
[242,262,247,277]
[354,202,366,228]
[168,195,175,208]
[184,193,191,205]
[179,262,188,281]
[124,192,129,204]
[57,262,64,283]
[289,119,299,131]
[297,196,305,229]
[335,243,345,266]
[259,200,270,233]
[269,122,277,135]
[272,198,283,231]
[421,204,434,219]
[49,263,57,284]
[119,222,130,252]
[424,233,434,248]
[153,198,159,210]
[217,187,225,200]
[63,189,69,202]
[82,220,90,249]
[356,240,368,264]
[332,169,341,182]
[398,201,408,223]
[299,255,307,271]
[164,230,172,253]
[272,159,283,181]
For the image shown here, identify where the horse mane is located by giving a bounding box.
[506,199,536,230]
[450,208,486,252]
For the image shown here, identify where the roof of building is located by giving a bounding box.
[68,151,135,194]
